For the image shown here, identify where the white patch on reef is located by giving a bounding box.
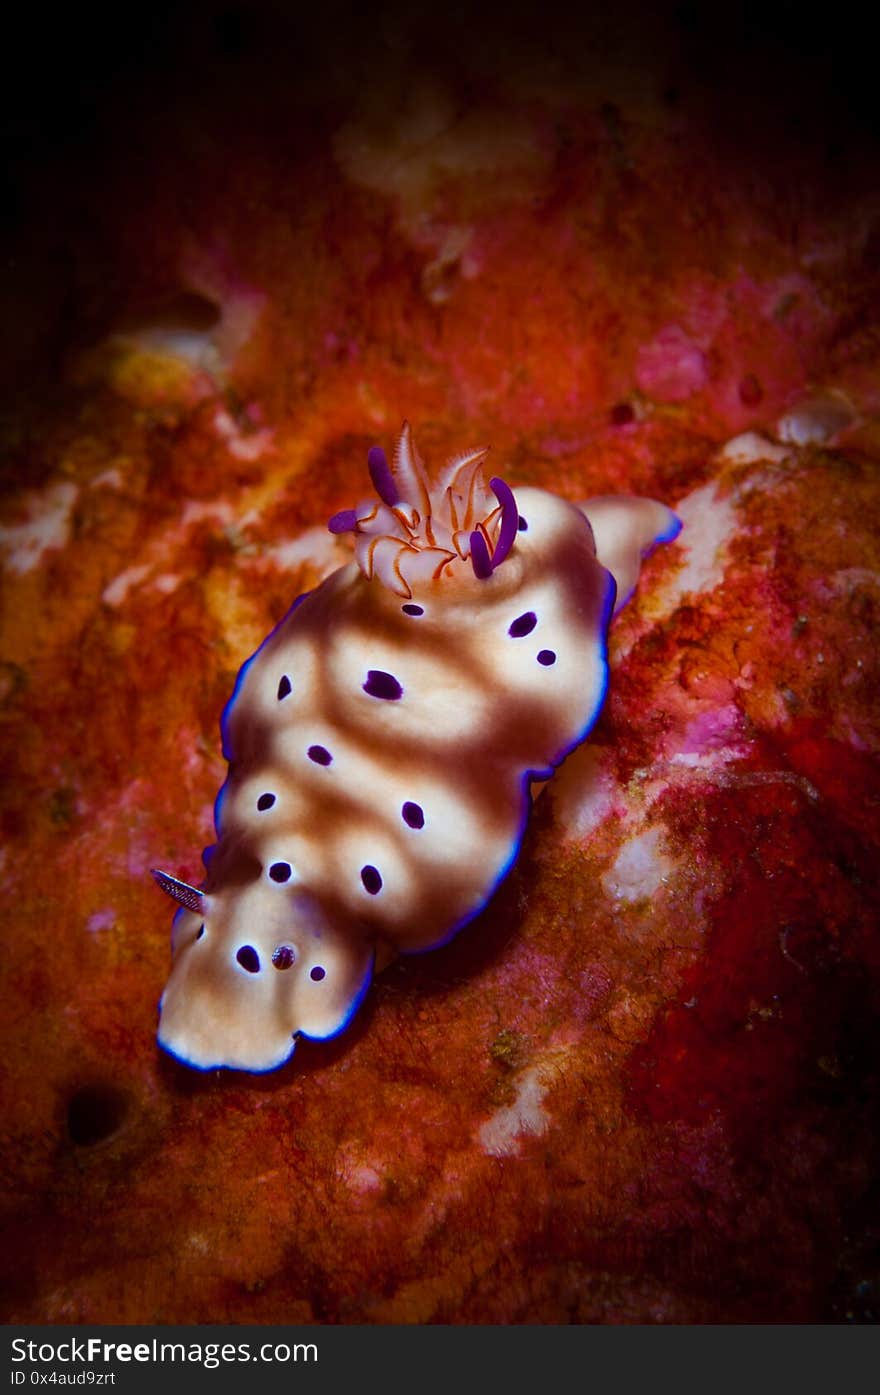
[550,744,617,841]
[477,1065,551,1157]
[102,564,151,607]
[86,907,115,933]
[101,500,237,607]
[333,81,544,218]
[668,744,752,770]
[0,481,78,575]
[262,526,348,577]
[650,481,738,619]
[776,391,856,446]
[152,572,182,595]
[716,431,790,465]
[90,467,124,490]
[602,824,672,903]
[180,500,234,528]
[830,566,880,594]
[212,407,275,462]
[348,1164,383,1194]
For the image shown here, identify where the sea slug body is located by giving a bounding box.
[152,423,680,1071]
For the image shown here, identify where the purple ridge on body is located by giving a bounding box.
[470,529,493,579]
[328,508,358,534]
[489,476,518,568]
[367,445,399,506]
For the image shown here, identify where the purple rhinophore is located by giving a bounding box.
[363,669,403,700]
[489,476,518,568]
[328,508,358,534]
[307,745,332,766]
[402,801,425,829]
[368,445,399,506]
[236,945,260,973]
[361,864,383,895]
[470,529,493,579]
[508,611,537,637]
[537,649,557,666]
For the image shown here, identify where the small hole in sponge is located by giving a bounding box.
[67,1084,130,1147]
[310,965,326,981]
[257,792,276,811]
[236,944,260,973]
[269,861,292,883]
[272,944,295,970]
[277,675,292,700]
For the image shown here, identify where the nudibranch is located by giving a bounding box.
[152,423,680,1071]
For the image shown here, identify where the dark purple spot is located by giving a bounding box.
[517,516,528,531]
[508,611,537,638]
[402,801,424,829]
[272,944,295,970]
[368,445,399,506]
[361,864,383,895]
[328,508,358,534]
[310,965,326,982]
[738,372,763,407]
[236,945,260,973]
[196,924,205,940]
[363,669,402,700]
[308,745,332,766]
[402,603,424,616]
[610,401,635,427]
[277,675,292,700]
[269,862,292,883]
[470,528,493,579]
[257,792,276,811]
[537,649,557,666]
